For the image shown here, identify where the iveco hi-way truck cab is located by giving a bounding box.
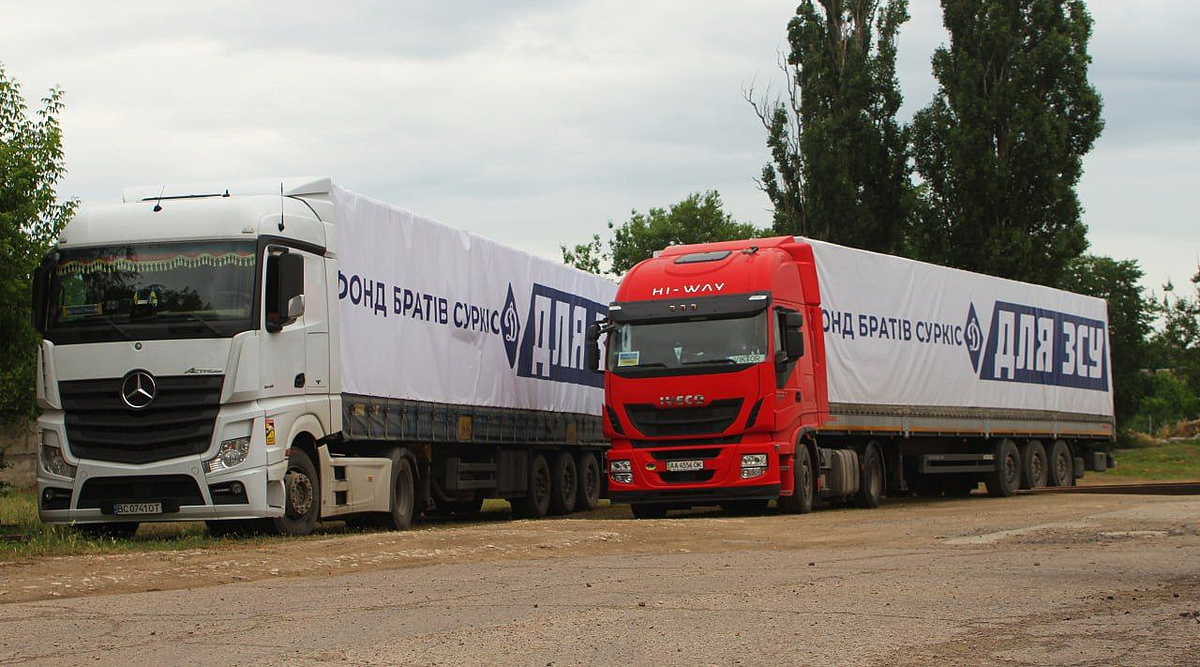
[32,177,616,536]
[587,236,1115,518]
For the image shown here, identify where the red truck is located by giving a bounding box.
[585,236,1115,518]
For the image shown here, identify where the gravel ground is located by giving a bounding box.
[1,491,1198,665]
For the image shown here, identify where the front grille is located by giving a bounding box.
[77,474,205,510]
[651,448,721,461]
[624,399,743,437]
[60,374,223,464]
[632,435,740,449]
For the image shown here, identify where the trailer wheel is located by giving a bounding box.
[514,453,551,519]
[985,439,1021,498]
[574,452,601,512]
[1019,440,1048,489]
[855,442,884,509]
[272,447,319,536]
[549,452,578,516]
[385,450,416,530]
[630,504,668,519]
[778,444,814,514]
[1048,440,1075,487]
[74,522,139,540]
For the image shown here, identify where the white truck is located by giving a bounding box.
[32,177,616,536]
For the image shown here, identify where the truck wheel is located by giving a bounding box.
[1020,440,1048,489]
[630,504,668,519]
[574,451,601,512]
[272,447,319,536]
[1048,440,1075,487]
[514,453,551,519]
[855,443,884,509]
[383,449,416,530]
[985,439,1021,498]
[549,452,578,516]
[74,522,139,539]
[778,444,814,514]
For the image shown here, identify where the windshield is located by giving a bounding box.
[48,241,257,337]
[606,313,769,372]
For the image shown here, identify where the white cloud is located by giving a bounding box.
[1,0,1194,290]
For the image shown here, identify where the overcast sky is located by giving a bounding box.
[2,0,1196,294]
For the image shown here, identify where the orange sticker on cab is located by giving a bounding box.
[265,418,276,446]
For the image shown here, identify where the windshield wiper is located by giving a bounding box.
[682,358,737,366]
[97,314,134,340]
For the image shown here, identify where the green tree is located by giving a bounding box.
[1058,255,1152,425]
[1130,371,1198,436]
[1148,267,1200,401]
[561,192,761,275]
[0,64,76,418]
[909,0,1103,286]
[750,0,910,253]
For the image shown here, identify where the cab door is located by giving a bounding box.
[772,304,805,428]
[259,247,307,402]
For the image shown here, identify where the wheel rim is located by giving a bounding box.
[1031,452,1045,485]
[1004,452,1018,487]
[801,453,813,503]
[561,463,575,500]
[533,466,549,505]
[583,463,598,500]
[870,459,882,497]
[1055,452,1069,483]
[285,467,314,519]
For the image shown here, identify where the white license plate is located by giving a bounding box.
[113,502,162,515]
[666,460,704,472]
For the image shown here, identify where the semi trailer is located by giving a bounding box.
[32,177,616,536]
[588,236,1115,517]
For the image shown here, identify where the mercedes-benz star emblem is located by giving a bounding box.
[121,370,156,409]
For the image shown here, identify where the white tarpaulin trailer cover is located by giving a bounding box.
[807,238,1114,419]
[333,186,617,415]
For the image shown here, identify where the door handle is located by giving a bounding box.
[795,390,802,403]
[294,373,306,388]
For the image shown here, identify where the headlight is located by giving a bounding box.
[741,454,768,468]
[205,437,251,473]
[741,466,767,479]
[609,459,631,473]
[611,472,633,484]
[40,434,76,479]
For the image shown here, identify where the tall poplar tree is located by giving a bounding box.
[752,0,910,253]
[909,0,1103,286]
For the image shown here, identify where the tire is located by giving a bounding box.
[574,451,601,512]
[548,452,578,516]
[630,504,668,519]
[720,499,770,515]
[1019,440,1048,489]
[985,439,1021,498]
[855,442,884,509]
[74,522,139,539]
[514,453,551,519]
[1048,440,1075,487]
[383,449,416,530]
[272,447,320,536]
[778,443,814,514]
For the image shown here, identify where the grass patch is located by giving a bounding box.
[1099,439,1200,481]
[0,490,285,561]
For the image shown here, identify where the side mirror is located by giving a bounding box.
[267,251,304,333]
[31,263,50,334]
[783,311,805,360]
[585,321,603,373]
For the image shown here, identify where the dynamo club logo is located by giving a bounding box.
[964,303,983,373]
[502,285,521,367]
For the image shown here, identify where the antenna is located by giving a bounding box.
[152,185,166,212]
[278,182,285,232]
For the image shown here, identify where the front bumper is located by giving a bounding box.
[609,483,781,505]
[38,457,284,525]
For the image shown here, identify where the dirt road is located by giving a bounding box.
[2,492,1198,665]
